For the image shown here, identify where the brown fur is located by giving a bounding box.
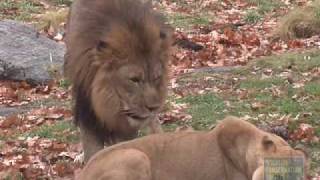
[78,116,309,180]
[64,0,172,162]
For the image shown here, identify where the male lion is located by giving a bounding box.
[64,0,172,162]
[78,116,308,180]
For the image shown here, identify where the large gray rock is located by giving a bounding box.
[0,106,27,117]
[0,20,65,84]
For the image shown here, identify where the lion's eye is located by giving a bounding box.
[160,31,166,39]
[130,77,141,83]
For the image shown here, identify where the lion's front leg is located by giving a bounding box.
[80,123,104,163]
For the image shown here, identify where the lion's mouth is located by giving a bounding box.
[126,114,149,121]
[121,107,150,121]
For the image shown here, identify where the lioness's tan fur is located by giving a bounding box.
[79,116,308,180]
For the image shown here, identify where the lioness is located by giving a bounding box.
[78,116,308,180]
[64,0,172,162]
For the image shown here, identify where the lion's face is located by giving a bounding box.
[113,56,167,121]
[90,24,171,129]
[258,134,308,160]
[252,134,309,180]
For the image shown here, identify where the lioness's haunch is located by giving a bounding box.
[78,116,308,180]
[64,0,172,162]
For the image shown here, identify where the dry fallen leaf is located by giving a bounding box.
[0,115,22,128]
[251,102,265,111]
[290,123,316,142]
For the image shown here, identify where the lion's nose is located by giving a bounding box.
[146,103,160,112]
[144,85,161,112]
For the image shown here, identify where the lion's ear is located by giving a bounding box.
[95,40,114,58]
[93,40,115,66]
[95,40,126,60]
[262,136,276,152]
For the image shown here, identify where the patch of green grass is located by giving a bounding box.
[315,127,320,137]
[305,101,320,112]
[244,10,262,24]
[274,98,302,115]
[169,0,189,8]
[59,79,71,89]
[249,91,302,115]
[309,144,320,174]
[163,122,186,132]
[232,67,251,76]
[252,50,320,72]
[178,93,225,130]
[257,3,279,14]
[0,0,41,21]
[244,0,282,24]
[0,0,15,10]
[2,172,24,180]
[240,77,284,89]
[305,82,320,96]
[49,0,73,6]
[254,92,273,102]
[247,0,282,14]
[191,16,211,26]
[227,101,251,117]
[27,121,78,143]
[176,73,204,84]
[19,1,39,12]
[0,134,6,141]
[302,101,320,131]
[168,13,212,29]
[28,97,72,109]
[315,5,320,18]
